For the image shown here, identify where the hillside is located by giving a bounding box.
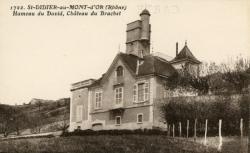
[0,98,70,136]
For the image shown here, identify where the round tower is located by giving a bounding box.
[140,9,150,41]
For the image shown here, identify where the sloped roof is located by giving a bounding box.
[119,53,138,73]
[116,53,177,77]
[171,45,201,64]
[136,55,177,77]
[88,53,177,87]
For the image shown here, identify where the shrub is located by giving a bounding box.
[61,129,168,137]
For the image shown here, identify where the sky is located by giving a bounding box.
[0,0,249,105]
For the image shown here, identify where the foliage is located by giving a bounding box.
[165,56,250,94]
[0,105,28,136]
[62,129,168,136]
[160,94,249,136]
[0,98,70,136]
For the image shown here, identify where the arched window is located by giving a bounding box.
[116,66,123,77]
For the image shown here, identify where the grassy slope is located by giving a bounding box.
[0,135,218,153]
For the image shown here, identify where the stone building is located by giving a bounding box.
[69,9,201,131]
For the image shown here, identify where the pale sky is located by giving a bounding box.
[0,0,249,105]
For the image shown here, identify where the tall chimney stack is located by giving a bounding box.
[140,9,150,41]
[125,9,151,57]
[176,42,178,56]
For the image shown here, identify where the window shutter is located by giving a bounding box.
[144,82,149,101]
[120,87,123,104]
[133,84,137,102]
[99,92,102,108]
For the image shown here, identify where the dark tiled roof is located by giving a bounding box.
[120,53,177,77]
[171,45,201,64]
[90,53,177,87]
[119,53,138,73]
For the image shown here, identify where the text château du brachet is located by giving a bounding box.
[12,5,126,16]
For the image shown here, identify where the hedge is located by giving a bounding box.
[160,94,249,136]
[62,129,168,137]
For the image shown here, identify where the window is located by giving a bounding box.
[116,66,123,77]
[76,105,83,122]
[138,83,144,102]
[115,87,123,105]
[137,114,143,124]
[115,116,121,125]
[95,91,102,109]
[134,82,149,103]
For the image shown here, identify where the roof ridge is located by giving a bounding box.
[154,56,170,63]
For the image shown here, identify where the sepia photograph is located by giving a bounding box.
[0,0,249,152]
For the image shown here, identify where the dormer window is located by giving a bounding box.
[116,66,123,77]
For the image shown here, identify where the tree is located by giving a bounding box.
[166,56,250,94]
[60,99,70,132]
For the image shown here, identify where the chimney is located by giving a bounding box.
[140,9,150,41]
[176,42,178,56]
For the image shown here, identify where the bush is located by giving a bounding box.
[62,129,168,137]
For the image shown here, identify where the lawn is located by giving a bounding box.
[194,136,248,153]
[0,135,219,153]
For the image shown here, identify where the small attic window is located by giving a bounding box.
[116,66,123,77]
